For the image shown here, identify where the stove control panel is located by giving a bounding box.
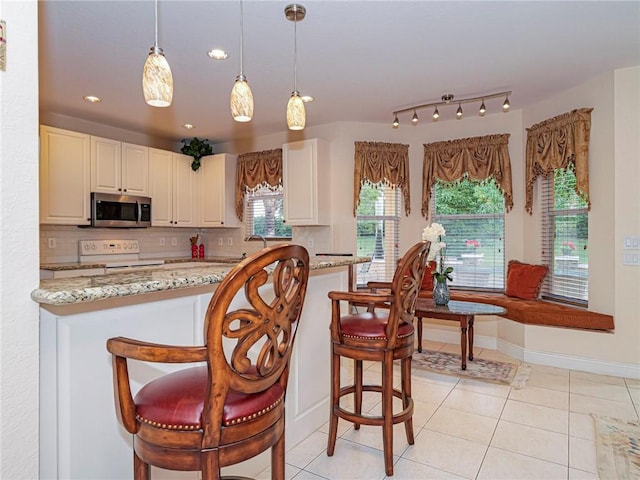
[79,240,140,256]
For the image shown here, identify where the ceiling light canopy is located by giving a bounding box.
[142,0,173,107]
[230,0,254,122]
[285,4,306,131]
[391,91,512,126]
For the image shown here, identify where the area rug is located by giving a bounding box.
[592,415,640,480]
[412,349,530,389]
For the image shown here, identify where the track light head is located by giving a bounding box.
[479,100,486,116]
[432,107,440,120]
[503,96,510,111]
[456,104,463,119]
[392,115,399,128]
[411,111,419,124]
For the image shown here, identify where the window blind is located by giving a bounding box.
[356,183,401,287]
[540,168,589,305]
[244,185,292,239]
[432,178,505,291]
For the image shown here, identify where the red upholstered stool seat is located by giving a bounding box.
[340,312,414,340]
[135,366,285,430]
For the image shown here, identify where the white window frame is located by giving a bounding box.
[540,168,589,305]
[355,183,401,287]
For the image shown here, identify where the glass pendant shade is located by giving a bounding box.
[230,75,254,122]
[287,92,305,130]
[143,47,173,107]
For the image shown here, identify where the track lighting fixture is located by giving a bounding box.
[391,91,512,126]
[285,4,306,131]
[142,0,173,107]
[230,0,254,122]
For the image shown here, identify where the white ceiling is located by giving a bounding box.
[38,1,640,145]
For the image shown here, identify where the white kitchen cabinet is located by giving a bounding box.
[39,125,92,225]
[282,138,331,225]
[149,148,199,227]
[199,153,241,227]
[91,137,149,196]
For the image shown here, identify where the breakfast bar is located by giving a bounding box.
[34,255,368,480]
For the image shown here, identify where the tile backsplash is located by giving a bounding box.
[40,225,334,264]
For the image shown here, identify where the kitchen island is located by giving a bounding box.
[34,255,369,480]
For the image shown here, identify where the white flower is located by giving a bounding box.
[427,241,446,261]
[422,222,446,243]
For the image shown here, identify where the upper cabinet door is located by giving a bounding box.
[199,154,240,227]
[90,136,122,194]
[173,153,199,227]
[40,126,92,225]
[283,138,330,225]
[149,148,173,226]
[121,143,149,196]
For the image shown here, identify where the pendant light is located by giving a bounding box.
[142,0,173,107]
[230,0,254,122]
[285,4,306,131]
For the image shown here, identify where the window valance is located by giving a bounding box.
[353,141,410,216]
[421,134,513,218]
[235,148,282,221]
[525,108,592,214]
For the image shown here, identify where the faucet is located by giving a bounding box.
[246,234,268,249]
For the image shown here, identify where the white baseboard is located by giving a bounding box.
[422,329,640,380]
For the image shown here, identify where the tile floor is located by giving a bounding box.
[258,341,640,480]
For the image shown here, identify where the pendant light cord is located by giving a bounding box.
[239,0,244,76]
[154,0,159,48]
[293,10,298,92]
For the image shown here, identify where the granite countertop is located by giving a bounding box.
[33,255,369,306]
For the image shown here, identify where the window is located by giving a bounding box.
[356,183,401,287]
[541,167,588,305]
[244,185,291,239]
[432,177,505,291]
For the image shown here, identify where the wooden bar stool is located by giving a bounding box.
[326,241,430,476]
[106,244,309,480]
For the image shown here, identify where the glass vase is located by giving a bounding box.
[433,281,450,306]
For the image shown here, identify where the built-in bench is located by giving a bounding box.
[417,290,614,331]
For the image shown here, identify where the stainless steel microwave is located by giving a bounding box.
[91,192,152,228]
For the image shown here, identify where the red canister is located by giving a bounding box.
[199,244,205,259]
[191,244,198,259]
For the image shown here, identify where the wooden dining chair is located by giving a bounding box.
[106,244,309,480]
[326,241,430,476]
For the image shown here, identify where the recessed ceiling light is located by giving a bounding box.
[301,95,314,103]
[83,95,102,103]
[182,123,195,130]
[207,49,228,60]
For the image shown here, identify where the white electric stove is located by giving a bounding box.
[79,240,164,274]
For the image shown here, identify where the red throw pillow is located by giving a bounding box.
[505,260,548,300]
[399,259,436,291]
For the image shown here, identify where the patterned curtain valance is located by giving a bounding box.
[353,141,410,216]
[235,148,282,221]
[525,108,592,214]
[421,134,513,218]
